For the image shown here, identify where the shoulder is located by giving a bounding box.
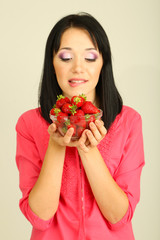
[16,108,49,137]
[108,105,142,135]
[17,108,42,120]
[120,105,141,120]
[16,108,43,128]
[117,105,142,127]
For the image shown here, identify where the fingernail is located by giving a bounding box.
[95,120,100,125]
[79,142,84,147]
[87,130,91,135]
[68,128,73,134]
[90,122,94,127]
[51,124,55,130]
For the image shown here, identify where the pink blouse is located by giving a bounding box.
[15,105,145,240]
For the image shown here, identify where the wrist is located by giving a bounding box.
[48,137,66,151]
[77,145,97,157]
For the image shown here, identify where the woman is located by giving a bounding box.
[15,13,145,240]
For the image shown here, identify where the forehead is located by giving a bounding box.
[59,27,97,49]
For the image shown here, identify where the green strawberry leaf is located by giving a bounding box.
[64,119,71,126]
[62,125,67,134]
[85,114,90,120]
[69,104,77,115]
[57,94,65,100]
[79,93,87,101]
[94,113,99,119]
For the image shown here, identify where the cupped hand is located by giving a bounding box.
[48,123,80,147]
[77,119,107,153]
[48,120,107,151]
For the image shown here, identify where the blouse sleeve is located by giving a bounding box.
[108,112,145,230]
[15,113,54,231]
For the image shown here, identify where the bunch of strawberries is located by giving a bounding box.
[50,94,102,139]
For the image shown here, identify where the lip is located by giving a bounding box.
[68,78,88,87]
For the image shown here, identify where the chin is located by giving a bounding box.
[68,89,87,98]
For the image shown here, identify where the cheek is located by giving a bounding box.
[53,65,69,90]
[54,63,64,81]
[54,62,61,77]
[91,64,102,79]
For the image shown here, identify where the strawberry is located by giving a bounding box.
[77,117,86,129]
[70,109,85,123]
[56,94,70,108]
[50,93,102,140]
[85,114,96,126]
[74,109,85,116]
[61,103,77,115]
[57,112,68,123]
[70,109,86,129]
[81,101,100,114]
[50,107,61,116]
[61,125,68,135]
[64,119,76,136]
[74,118,86,130]
[77,126,85,138]
[70,109,86,133]
[71,94,86,108]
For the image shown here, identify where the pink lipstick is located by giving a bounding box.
[68,78,88,87]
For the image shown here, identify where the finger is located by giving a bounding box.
[89,122,102,141]
[79,129,87,142]
[48,123,57,134]
[62,128,74,144]
[86,130,98,147]
[78,131,89,153]
[81,130,90,146]
[100,120,104,125]
[95,120,107,137]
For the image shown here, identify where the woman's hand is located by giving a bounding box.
[78,119,107,153]
[48,119,107,151]
[48,123,78,147]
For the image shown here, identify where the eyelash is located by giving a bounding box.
[59,57,97,62]
[60,57,72,62]
[85,58,96,62]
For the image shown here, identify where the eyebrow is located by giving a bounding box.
[85,48,97,51]
[59,47,98,51]
[59,47,72,51]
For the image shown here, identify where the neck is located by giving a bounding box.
[93,97,100,108]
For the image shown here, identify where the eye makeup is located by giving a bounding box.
[57,49,99,62]
[85,52,98,61]
[58,51,73,61]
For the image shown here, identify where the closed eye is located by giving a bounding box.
[58,52,73,62]
[60,57,72,62]
[85,52,98,62]
[85,58,96,62]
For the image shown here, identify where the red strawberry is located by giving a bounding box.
[56,95,70,108]
[81,101,100,114]
[64,120,76,136]
[71,94,86,108]
[57,112,68,123]
[50,107,61,116]
[70,109,85,124]
[61,103,77,115]
[77,117,86,129]
[70,109,86,130]
[61,125,68,135]
[85,114,96,127]
[77,126,85,138]
[74,109,85,117]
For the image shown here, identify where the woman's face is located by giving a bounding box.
[53,27,103,103]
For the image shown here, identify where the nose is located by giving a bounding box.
[71,57,84,73]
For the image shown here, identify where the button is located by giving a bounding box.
[81,197,83,201]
